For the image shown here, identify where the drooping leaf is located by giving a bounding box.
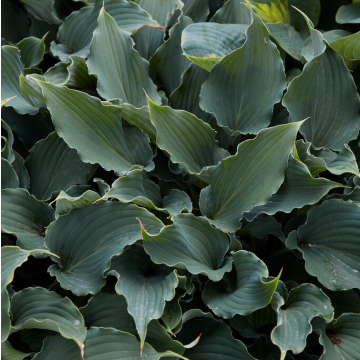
[53,189,100,218]
[199,122,302,232]
[1,188,55,250]
[244,155,345,221]
[295,140,360,177]
[1,46,44,115]
[150,15,193,95]
[283,13,360,151]
[132,0,182,60]
[1,246,54,342]
[109,244,178,349]
[1,340,31,360]
[176,316,256,360]
[25,132,94,200]
[316,313,360,359]
[20,0,62,25]
[1,159,19,190]
[16,34,47,68]
[202,250,280,318]
[45,201,163,295]
[200,12,286,135]
[45,55,97,89]
[12,151,30,190]
[84,327,186,360]
[147,96,229,176]
[35,81,154,175]
[51,0,160,61]
[336,3,360,24]
[141,213,232,281]
[181,22,248,72]
[10,287,86,352]
[102,169,192,215]
[270,284,334,359]
[170,63,211,122]
[286,200,360,291]
[87,8,161,107]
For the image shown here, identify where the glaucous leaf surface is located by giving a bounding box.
[286,200,360,291]
[200,12,286,135]
[1,188,55,250]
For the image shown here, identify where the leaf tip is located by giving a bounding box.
[92,198,102,204]
[136,217,145,230]
[1,96,17,107]
[143,88,150,101]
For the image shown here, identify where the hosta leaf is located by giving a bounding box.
[295,140,360,177]
[87,8,161,107]
[1,159,19,190]
[109,244,178,349]
[323,289,360,318]
[170,63,211,122]
[271,284,334,359]
[317,313,360,359]
[32,334,82,360]
[25,132,94,200]
[210,0,253,24]
[182,0,209,22]
[141,213,232,281]
[336,3,360,24]
[51,0,159,61]
[283,14,360,151]
[17,34,47,68]
[35,81,154,175]
[286,200,360,291]
[45,55,97,89]
[84,327,185,359]
[1,119,15,163]
[1,46,44,115]
[328,187,360,202]
[244,155,345,221]
[330,31,360,62]
[1,188,55,250]
[181,23,247,72]
[12,151,30,190]
[1,246,54,342]
[249,0,320,60]
[176,317,256,360]
[45,201,163,295]
[53,189,100,218]
[80,292,185,355]
[2,341,31,360]
[132,0,182,60]
[150,15,193,95]
[1,1,29,44]
[202,250,280,318]
[20,0,62,25]
[147,97,229,176]
[102,169,192,215]
[199,12,286,135]
[199,122,302,232]
[10,287,86,352]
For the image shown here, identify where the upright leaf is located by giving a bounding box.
[87,8,161,107]
[283,12,360,151]
[35,81,154,175]
[200,122,302,232]
[109,244,178,350]
[202,250,280,318]
[45,202,163,295]
[141,214,232,281]
[17,34,47,68]
[199,12,286,135]
[286,200,360,291]
[1,159,19,190]
[210,0,253,24]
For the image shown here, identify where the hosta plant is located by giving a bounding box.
[2,0,360,359]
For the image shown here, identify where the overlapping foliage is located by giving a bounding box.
[1,0,360,359]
